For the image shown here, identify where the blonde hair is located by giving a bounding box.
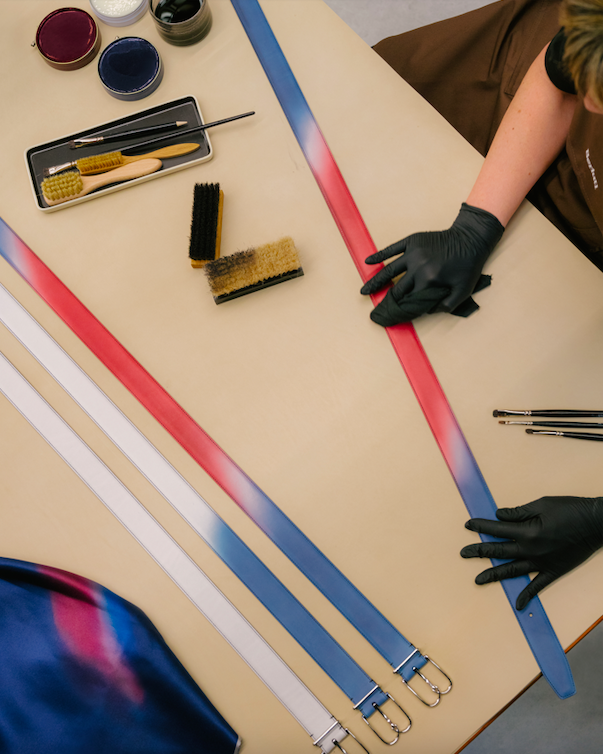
[560,0,603,107]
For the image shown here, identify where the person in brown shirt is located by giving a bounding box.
[363,0,603,328]
[364,0,603,609]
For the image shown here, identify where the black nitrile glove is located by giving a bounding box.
[461,496,603,610]
[360,203,504,326]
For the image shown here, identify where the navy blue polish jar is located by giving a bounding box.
[98,37,163,101]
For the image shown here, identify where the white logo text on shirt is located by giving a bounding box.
[586,149,599,190]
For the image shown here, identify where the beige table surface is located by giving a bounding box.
[1,1,602,752]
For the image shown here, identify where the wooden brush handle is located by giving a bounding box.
[124,143,200,164]
[84,158,163,194]
[43,159,163,206]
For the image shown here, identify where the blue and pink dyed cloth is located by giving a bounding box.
[0,556,239,753]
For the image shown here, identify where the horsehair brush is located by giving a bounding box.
[189,183,224,267]
[204,236,303,303]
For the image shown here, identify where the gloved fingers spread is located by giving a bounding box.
[369,286,448,327]
[360,257,408,295]
[364,239,408,265]
[516,571,556,611]
[474,558,534,584]
[465,517,523,541]
[460,540,522,560]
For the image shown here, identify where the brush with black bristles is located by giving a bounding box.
[189,183,224,267]
[204,236,303,303]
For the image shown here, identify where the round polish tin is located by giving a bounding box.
[36,7,101,71]
[148,0,212,46]
[98,37,163,101]
[89,0,148,27]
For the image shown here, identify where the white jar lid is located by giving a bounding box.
[89,0,147,27]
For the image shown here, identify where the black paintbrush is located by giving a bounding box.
[500,420,603,429]
[69,121,188,148]
[526,429,603,441]
[493,409,603,417]
[111,112,256,155]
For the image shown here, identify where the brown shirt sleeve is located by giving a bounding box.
[544,29,577,94]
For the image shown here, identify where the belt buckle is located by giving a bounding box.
[400,655,453,707]
[361,692,412,745]
[330,728,371,754]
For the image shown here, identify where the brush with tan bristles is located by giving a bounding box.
[204,236,303,303]
[40,159,162,206]
[43,143,199,177]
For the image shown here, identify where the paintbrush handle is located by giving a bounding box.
[502,420,603,429]
[526,429,603,441]
[70,121,188,148]
[495,409,603,417]
[122,111,256,154]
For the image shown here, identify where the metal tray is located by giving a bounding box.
[25,95,213,212]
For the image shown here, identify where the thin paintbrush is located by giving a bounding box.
[493,409,603,417]
[526,429,603,442]
[116,111,256,154]
[69,121,188,148]
[500,420,603,429]
[69,110,255,154]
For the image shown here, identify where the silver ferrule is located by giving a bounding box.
[43,161,77,177]
[71,136,104,148]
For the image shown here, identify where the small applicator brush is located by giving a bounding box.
[44,143,199,177]
[189,183,224,268]
[204,236,303,303]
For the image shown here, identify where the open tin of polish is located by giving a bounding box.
[149,0,212,46]
[35,7,101,71]
[98,37,163,101]
[89,0,148,27]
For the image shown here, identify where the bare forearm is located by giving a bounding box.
[467,47,578,227]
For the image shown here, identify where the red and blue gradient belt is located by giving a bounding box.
[229,0,575,700]
[0,282,410,747]
[0,213,449,709]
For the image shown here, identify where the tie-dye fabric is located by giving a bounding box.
[0,556,239,754]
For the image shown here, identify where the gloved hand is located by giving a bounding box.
[461,496,603,610]
[360,203,504,326]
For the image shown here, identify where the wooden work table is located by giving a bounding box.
[0,1,602,752]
